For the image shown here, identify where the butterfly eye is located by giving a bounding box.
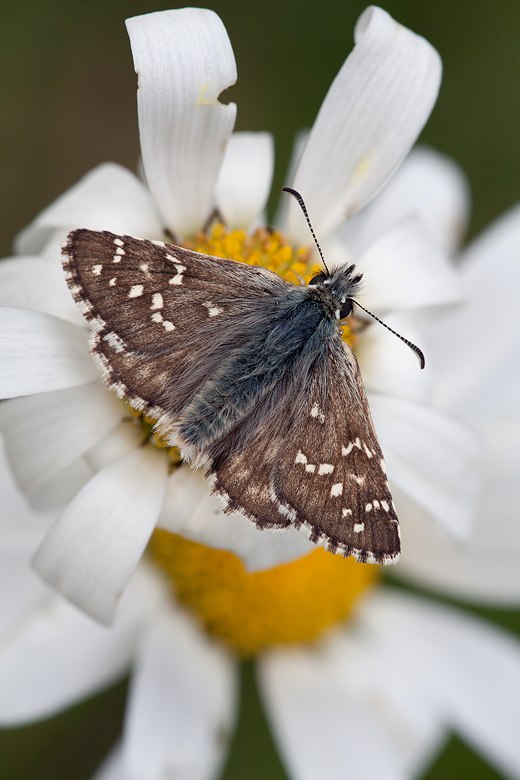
[339,299,353,319]
[308,273,327,286]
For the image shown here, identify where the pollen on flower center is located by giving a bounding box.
[183,222,311,283]
[149,530,379,657]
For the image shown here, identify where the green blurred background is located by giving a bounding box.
[1,0,519,777]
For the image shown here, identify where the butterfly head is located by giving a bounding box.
[308,263,363,320]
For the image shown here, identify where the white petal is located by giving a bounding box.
[259,631,415,780]
[84,420,146,473]
[357,312,433,403]
[15,163,163,255]
[395,490,520,608]
[0,565,164,726]
[0,439,57,636]
[22,454,94,512]
[361,589,520,778]
[33,446,168,624]
[275,129,310,230]
[339,146,471,256]
[0,256,84,325]
[425,202,520,419]
[0,385,123,496]
[355,218,463,312]
[369,395,481,540]
[0,307,97,397]
[123,608,237,780]
[158,466,315,571]
[215,132,275,230]
[126,9,237,236]
[286,7,441,243]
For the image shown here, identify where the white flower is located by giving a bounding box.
[0,6,477,625]
[396,200,520,603]
[2,440,520,780]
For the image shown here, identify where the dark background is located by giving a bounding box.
[1,0,520,777]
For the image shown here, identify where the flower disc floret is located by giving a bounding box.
[150,530,379,656]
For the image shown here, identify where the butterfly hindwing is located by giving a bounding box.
[271,338,400,563]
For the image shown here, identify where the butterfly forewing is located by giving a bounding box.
[64,229,289,427]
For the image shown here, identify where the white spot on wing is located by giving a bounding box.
[310,403,325,423]
[342,508,352,517]
[381,500,389,512]
[129,285,144,298]
[330,482,343,497]
[342,443,353,456]
[92,264,102,275]
[109,278,117,286]
[354,523,365,533]
[295,451,307,465]
[363,443,373,458]
[151,312,163,323]
[151,293,164,310]
[380,459,387,474]
[114,238,124,246]
[365,503,372,512]
[203,301,223,317]
[163,320,175,331]
[305,464,316,473]
[318,463,334,475]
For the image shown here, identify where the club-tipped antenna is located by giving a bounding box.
[353,300,425,369]
[283,187,330,275]
[283,186,425,370]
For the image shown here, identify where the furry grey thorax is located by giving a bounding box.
[176,263,364,457]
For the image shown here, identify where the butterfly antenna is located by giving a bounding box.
[283,187,330,275]
[353,300,425,369]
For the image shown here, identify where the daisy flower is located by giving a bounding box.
[2,417,520,779]
[0,6,477,629]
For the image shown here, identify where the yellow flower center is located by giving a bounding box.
[149,530,379,657]
[136,222,375,657]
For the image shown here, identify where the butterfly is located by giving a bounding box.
[63,189,423,565]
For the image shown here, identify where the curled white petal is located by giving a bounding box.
[0,307,97,398]
[0,385,123,496]
[123,608,237,780]
[15,163,163,256]
[369,395,481,541]
[340,146,471,256]
[158,467,315,571]
[215,132,275,230]
[287,6,441,243]
[355,218,463,312]
[126,8,237,236]
[33,446,168,624]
